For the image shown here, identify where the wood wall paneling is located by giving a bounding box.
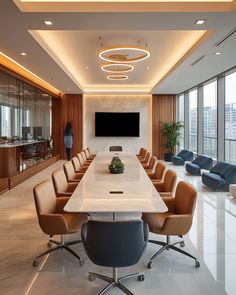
[52,97,62,157]
[152,94,176,160]
[61,94,83,159]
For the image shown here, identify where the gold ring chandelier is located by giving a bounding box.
[101,63,134,74]
[99,45,151,64]
[107,74,128,80]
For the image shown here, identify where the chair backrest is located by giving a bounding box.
[109,146,123,151]
[138,148,145,157]
[143,152,151,164]
[148,156,157,170]
[163,169,177,192]
[77,153,85,166]
[33,180,57,233]
[88,147,94,156]
[72,156,81,172]
[81,220,148,268]
[154,162,166,180]
[63,161,75,181]
[81,151,87,161]
[84,148,90,160]
[193,155,213,169]
[174,181,197,215]
[52,169,68,195]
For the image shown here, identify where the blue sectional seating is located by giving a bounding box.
[186,155,213,175]
[171,150,194,165]
[202,162,236,190]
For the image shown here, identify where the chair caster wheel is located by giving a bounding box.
[32,259,39,267]
[79,260,84,266]
[180,241,185,247]
[195,260,200,268]
[138,274,145,281]
[88,274,96,281]
[47,242,52,248]
[147,262,152,269]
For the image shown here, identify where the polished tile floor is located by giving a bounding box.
[0,160,236,295]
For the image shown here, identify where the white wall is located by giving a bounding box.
[83,95,152,153]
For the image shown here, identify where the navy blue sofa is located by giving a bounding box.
[171,150,194,165]
[202,162,236,190]
[186,155,213,175]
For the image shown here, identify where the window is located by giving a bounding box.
[189,89,198,153]
[203,81,217,159]
[225,71,236,164]
[177,94,184,151]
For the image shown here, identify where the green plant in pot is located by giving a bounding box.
[109,156,125,174]
[162,121,183,162]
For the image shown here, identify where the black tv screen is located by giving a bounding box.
[95,112,140,137]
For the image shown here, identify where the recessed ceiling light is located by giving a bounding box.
[146,66,150,70]
[20,52,27,56]
[195,19,206,25]
[44,20,53,26]
[85,66,89,70]
[67,88,70,91]
[214,52,222,55]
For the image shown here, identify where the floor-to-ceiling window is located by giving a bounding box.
[189,89,198,153]
[177,94,184,151]
[203,80,217,159]
[225,71,236,164]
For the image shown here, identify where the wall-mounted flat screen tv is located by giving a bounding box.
[95,112,140,137]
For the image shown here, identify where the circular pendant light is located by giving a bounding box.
[99,45,150,63]
[101,63,134,73]
[107,74,128,80]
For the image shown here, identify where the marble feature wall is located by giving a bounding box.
[83,95,152,153]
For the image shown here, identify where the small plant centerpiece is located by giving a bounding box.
[108,156,125,174]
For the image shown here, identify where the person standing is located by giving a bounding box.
[64,121,73,160]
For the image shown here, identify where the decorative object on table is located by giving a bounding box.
[161,121,183,162]
[229,184,236,198]
[108,156,124,174]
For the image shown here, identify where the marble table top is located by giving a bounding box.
[64,152,168,213]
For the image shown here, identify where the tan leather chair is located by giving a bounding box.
[32,180,88,267]
[63,161,83,183]
[144,156,157,173]
[142,181,200,269]
[153,169,177,198]
[78,152,90,168]
[84,148,93,162]
[140,151,151,165]
[137,147,145,157]
[148,162,166,182]
[52,169,78,197]
[88,147,96,159]
[81,151,92,165]
[137,149,147,161]
[71,156,85,174]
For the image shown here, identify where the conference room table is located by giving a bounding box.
[64,152,167,218]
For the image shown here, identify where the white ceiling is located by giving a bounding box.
[0,0,236,94]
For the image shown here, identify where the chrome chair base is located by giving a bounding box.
[32,236,84,267]
[147,236,200,269]
[88,267,145,295]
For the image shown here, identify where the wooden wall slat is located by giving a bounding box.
[152,94,176,159]
[61,94,83,159]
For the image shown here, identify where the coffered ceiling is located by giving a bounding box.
[0,0,235,95]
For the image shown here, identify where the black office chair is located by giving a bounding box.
[81,220,148,295]
[109,146,123,151]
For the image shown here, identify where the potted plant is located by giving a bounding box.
[162,121,183,162]
[108,156,125,174]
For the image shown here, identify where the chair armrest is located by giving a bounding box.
[162,197,175,211]
[67,182,78,192]
[56,197,70,213]
[40,214,69,235]
[56,192,72,197]
[81,222,88,243]
[162,214,192,236]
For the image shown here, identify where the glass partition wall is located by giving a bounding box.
[0,70,52,140]
[177,67,236,164]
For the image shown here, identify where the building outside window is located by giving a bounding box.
[225,71,236,164]
[203,80,217,159]
[189,89,198,153]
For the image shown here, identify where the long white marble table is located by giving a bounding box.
[64,152,167,214]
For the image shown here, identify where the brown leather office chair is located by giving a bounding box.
[32,180,88,267]
[142,181,200,269]
[63,161,83,183]
[88,147,96,159]
[52,169,78,197]
[84,148,93,162]
[137,149,147,161]
[153,169,177,198]
[148,162,166,182]
[144,156,157,173]
[137,147,145,157]
[140,152,151,165]
[77,153,90,171]
[81,151,92,165]
[71,156,85,174]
